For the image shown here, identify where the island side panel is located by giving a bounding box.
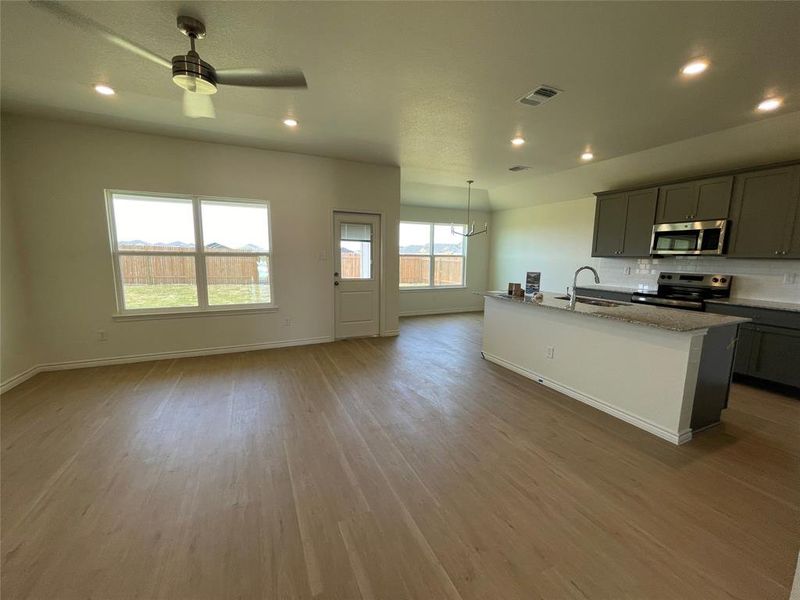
[482,296,704,444]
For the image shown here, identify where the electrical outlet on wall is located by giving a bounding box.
[283,318,292,327]
[783,273,798,285]
[97,329,108,342]
[624,266,631,275]
[545,346,555,359]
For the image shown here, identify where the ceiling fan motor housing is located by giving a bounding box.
[172,52,218,94]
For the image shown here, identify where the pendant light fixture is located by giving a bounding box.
[452,179,488,237]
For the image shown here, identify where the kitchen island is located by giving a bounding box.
[482,292,749,444]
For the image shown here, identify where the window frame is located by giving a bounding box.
[105,190,276,317]
[399,220,467,290]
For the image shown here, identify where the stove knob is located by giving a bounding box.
[712,277,719,283]
[720,278,727,283]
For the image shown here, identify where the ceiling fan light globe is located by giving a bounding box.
[172,73,217,94]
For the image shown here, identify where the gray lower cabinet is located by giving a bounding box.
[592,188,657,257]
[706,303,800,389]
[745,325,800,388]
[727,165,800,257]
[656,176,732,223]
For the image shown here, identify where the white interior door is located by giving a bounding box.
[334,212,381,338]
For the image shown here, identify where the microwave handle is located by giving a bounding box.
[697,228,704,251]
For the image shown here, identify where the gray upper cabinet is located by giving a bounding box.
[788,176,800,258]
[655,176,732,223]
[592,188,657,257]
[621,188,658,256]
[728,165,800,258]
[695,177,734,220]
[656,183,695,223]
[595,161,799,260]
[592,194,627,257]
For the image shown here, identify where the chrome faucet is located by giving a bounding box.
[568,266,600,310]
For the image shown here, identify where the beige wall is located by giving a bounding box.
[399,205,490,315]
[490,198,596,294]
[490,196,800,301]
[1,114,400,384]
[1,158,37,383]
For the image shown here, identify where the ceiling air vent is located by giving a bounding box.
[519,85,563,107]
[508,165,531,172]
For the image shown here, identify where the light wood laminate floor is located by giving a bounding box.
[2,313,799,599]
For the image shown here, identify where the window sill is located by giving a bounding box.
[112,305,279,322]
[400,286,468,292]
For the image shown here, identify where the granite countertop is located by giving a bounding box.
[483,291,749,333]
[706,297,800,313]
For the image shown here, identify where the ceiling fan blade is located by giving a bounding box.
[183,91,216,119]
[215,69,307,89]
[29,0,171,69]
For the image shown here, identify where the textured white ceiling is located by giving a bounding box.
[2,1,799,209]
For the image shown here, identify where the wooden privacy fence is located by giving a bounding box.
[399,255,463,286]
[122,253,460,286]
[120,254,269,285]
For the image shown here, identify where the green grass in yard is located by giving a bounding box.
[123,284,270,309]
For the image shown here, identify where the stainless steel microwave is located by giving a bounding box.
[650,220,728,256]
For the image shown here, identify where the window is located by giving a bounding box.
[399,222,466,288]
[107,191,273,314]
[340,222,373,279]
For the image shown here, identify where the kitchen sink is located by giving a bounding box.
[555,295,623,308]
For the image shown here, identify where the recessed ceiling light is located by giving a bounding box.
[756,97,783,112]
[511,137,526,146]
[283,118,298,127]
[94,84,115,96]
[581,151,594,161]
[681,59,709,76]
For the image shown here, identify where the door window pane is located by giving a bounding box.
[201,201,270,252]
[400,256,431,287]
[206,255,271,305]
[120,255,198,309]
[112,195,195,251]
[341,241,372,279]
[434,224,465,255]
[434,256,464,286]
[399,223,431,254]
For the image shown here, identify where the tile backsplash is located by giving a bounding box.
[593,257,800,302]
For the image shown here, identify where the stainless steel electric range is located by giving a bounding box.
[631,272,732,311]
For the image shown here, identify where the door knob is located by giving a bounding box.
[334,272,340,277]
[334,281,340,286]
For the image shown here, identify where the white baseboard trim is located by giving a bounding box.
[382,329,400,337]
[482,352,692,445]
[399,307,484,317]
[0,336,333,394]
[0,365,41,394]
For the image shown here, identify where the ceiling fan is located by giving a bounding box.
[31,1,308,119]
